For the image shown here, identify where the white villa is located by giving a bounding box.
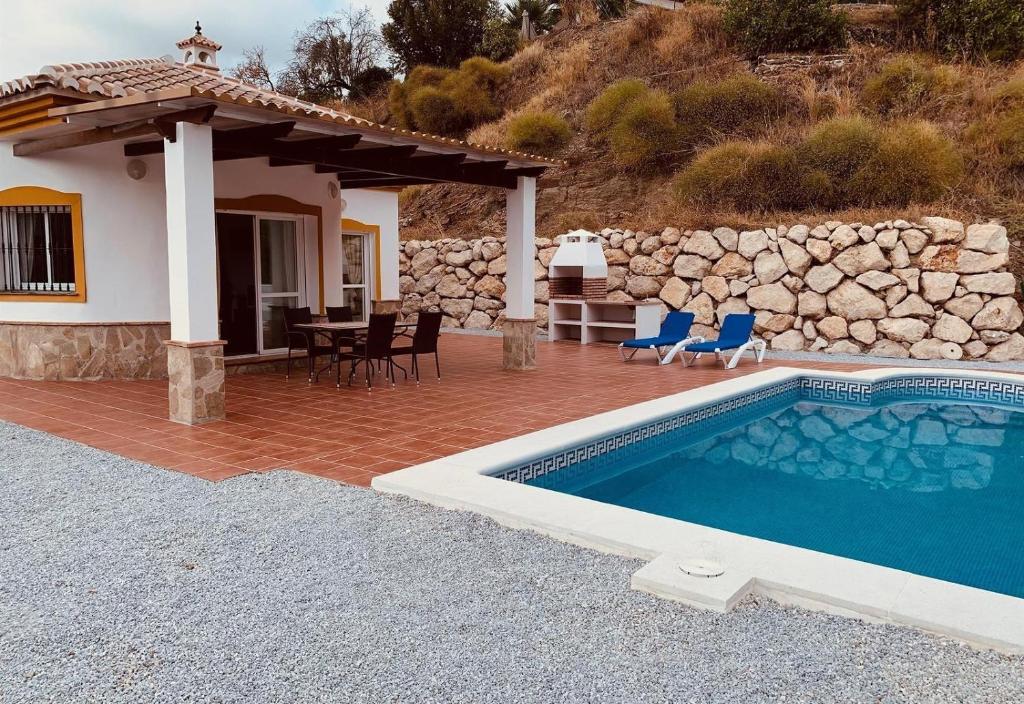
[0,25,553,423]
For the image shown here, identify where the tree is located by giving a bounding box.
[229,46,281,92]
[896,0,1024,61]
[503,0,560,33]
[382,0,493,71]
[722,0,848,58]
[278,8,390,103]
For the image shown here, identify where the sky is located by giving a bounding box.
[0,0,392,81]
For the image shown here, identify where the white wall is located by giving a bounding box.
[0,143,400,325]
[0,141,168,323]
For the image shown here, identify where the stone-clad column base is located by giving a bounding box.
[372,299,402,314]
[502,318,536,371]
[165,340,227,425]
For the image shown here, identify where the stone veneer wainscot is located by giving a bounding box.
[0,322,171,380]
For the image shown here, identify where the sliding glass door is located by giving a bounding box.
[257,218,302,353]
[216,213,305,356]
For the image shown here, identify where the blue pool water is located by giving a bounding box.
[526,397,1024,598]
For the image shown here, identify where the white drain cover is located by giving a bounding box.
[678,558,725,578]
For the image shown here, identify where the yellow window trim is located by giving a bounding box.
[341,218,383,301]
[0,186,87,303]
[214,194,325,314]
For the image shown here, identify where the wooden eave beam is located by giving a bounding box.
[338,176,439,188]
[13,104,217,157]
[273,144,416,169]
[151,104,216,141]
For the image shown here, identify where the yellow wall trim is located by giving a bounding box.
[0,186,87,303]
[214,194,325,314]
[341,217,383,301]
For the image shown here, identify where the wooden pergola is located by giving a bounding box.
[11,89,553,189]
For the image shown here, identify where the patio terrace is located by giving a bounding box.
[0,334,874,486]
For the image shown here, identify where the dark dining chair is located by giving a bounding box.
[283,306,333,382]
[390,310,443,383]
[337,312,397,390]
[326,305,357,352]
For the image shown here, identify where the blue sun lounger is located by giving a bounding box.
[678,313,766,369]
[618,311,701,365]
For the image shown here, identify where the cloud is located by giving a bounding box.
[0,0,392,80]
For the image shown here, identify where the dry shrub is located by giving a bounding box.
[968,109,1024,171]
[609,90,678,170]
[560,0,601,27]
[991,111,1024,170]
[544,39,592,93]
[584,79,650,139]
[507,111,573,155]
[673,141,819,211]
[674,74,782,147]
[798,115,881,204]
[862,55,963,115]
[850,120,964,206]
[992,76,1024,111]
[504,41,545,82]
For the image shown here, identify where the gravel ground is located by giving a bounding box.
[2,421,1023,703]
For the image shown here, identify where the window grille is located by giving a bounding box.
[0,205,76,294]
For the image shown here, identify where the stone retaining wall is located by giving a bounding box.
[398,217,1024,362]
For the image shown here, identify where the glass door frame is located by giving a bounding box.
[340,228,374,322]
[215,209,307,357]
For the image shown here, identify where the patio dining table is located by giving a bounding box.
[294,320,416,383]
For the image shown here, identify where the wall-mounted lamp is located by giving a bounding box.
[126,159,148,181]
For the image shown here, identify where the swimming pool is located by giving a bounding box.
[525,395,1024,599]
[375,368,1024,651]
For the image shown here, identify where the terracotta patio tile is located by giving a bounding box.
[0,334,926,484]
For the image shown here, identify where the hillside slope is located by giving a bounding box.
[395,2,1023,284]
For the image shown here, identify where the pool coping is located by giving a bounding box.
[372,366,1024,653]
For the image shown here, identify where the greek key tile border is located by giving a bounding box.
[494,375,1024,485]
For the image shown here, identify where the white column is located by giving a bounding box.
[164,122,219,342]
[505,176,536,319]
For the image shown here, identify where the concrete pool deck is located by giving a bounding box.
[374,366,1024,653]
[2,420,1023,702]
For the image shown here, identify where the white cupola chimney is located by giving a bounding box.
[176,21,222,72]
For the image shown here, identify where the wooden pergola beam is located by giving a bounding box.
[13,105,217,157]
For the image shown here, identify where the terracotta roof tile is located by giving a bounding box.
[0,58,561,165]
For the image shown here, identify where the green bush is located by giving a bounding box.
[849,121,963,206]
[673,141,822,211]
[388,58,509,135]
[389,65,452,129]
[673,118,961,212]
[674,75,782,147]
[798,116,880,205]
[507,111,573,155]
[584,79,650,140]
[608,90,679,171]
[722,0,848,58]
[896,0,1024,61]
[409,86,463,135]
[863,55,960,115]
